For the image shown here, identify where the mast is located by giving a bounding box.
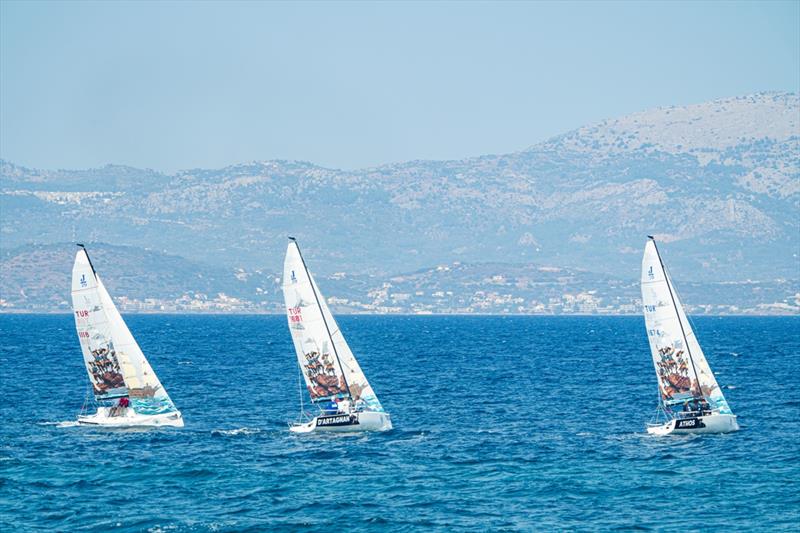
[648,236,704,401]
[289,237,352,400]
[77,243,98,278]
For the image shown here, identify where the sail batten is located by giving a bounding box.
[283,240,385,411]
[641,239,732,414]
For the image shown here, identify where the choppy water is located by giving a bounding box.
[1,314,798,531]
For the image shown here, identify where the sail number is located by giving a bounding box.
[75,310,90,318]
[644,305,656,312]
[288,306,303,323]
[78,331,90,339]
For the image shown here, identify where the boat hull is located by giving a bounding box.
[647,413,739,436]
[290,411,392,434]
[77,408,184,428]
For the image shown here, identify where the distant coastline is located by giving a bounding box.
[2,310,796,317]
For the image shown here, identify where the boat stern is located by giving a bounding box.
[290,411,392,434]
[77,409,183,428]
[647,413,739,436]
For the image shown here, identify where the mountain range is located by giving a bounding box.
[1,92,798,313]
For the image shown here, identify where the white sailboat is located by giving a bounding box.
[283,237,392,433]
[71,244,183,428]
[641,237,739,435]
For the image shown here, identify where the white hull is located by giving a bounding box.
[78,407,184,428]
[647,413,739,436]
[290,411,392,434]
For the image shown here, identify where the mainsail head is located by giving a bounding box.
[641,238,731,414]
[282,239,385,411]
[71,246,178,414]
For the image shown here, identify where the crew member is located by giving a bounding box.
[325,397,338,415]
[353,395,366,412]
[338,397,351,414]
[112,397,130,417]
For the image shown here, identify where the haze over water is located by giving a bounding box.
[1,314,798,531]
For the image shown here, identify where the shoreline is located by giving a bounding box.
[0,310,797,317]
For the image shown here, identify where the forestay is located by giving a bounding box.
[71,247,177,415]
[282,240,385,411]
[641,239,731,414]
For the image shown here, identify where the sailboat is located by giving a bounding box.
[641,236,739,435]
[71,244,183,428]
[283,237,392,433]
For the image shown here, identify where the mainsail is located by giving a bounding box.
[71,246,177,415]
[641,238,731,414]
[282,238,385,411]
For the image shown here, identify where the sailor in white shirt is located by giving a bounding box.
[353,395,367,412]
[337,397,351,414]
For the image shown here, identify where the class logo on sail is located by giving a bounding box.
[290,270,297,284]
[647,266,654,280]
[80,274,87,287]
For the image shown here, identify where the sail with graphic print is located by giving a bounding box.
[282,237,392,433]
[71,244,183,427]
[641,236,738,435]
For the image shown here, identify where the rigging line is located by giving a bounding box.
[651,387,671,424]
[80,379,92,417]
[647,329,667,411]
[297,360,305,419]
[650,238,704,400]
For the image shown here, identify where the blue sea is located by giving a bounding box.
[1,314,798,531]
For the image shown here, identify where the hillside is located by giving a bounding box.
[0,244,278,312]
[1,92,798,289]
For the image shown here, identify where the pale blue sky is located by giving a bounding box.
[1,0,798,172]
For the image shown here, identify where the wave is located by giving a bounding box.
[211,427,262,437]
[385,430,428,446]
[37,420,80,428]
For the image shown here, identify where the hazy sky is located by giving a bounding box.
[1,0,798,172]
